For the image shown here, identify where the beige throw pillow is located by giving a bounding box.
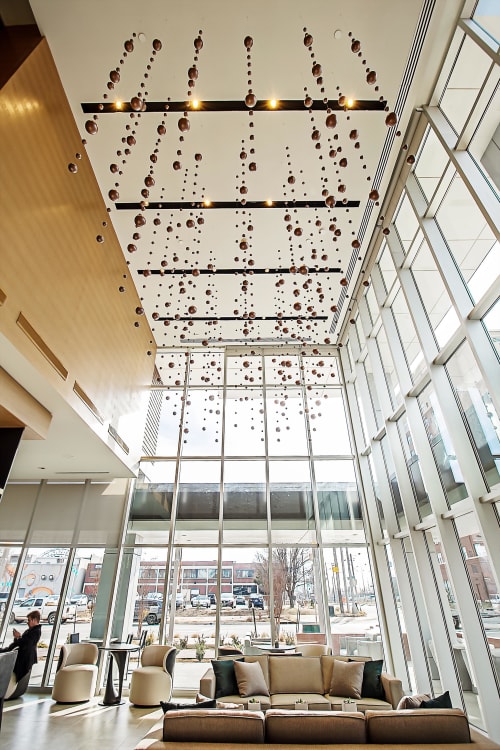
[329,659,364,699]
[233,659,270,697]
[397,693,431,709]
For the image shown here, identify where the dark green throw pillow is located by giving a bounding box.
[360,659,385,700]
[160,698,217,713]
[420,691,452,709]
[211,658,244,699]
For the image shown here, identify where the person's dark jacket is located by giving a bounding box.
[0,623,42,680]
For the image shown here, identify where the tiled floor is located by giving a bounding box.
[1,692,162,750]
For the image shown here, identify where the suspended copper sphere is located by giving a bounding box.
[240,240,248,250]
[304,96,313,108]
[188,66,198,79]
[245,93,256,108]
[366,70,377,84]
[85,120,98,135]
[338,95,346,106]
[178,116,190,132]
[192,268,200,276]
[145,175,155,187]
[351,40,360,53]
[153,38,162,51]
[299,265,308,275]
[383,227,390,235]
[288,176,295,184]
[338,184,346,192]
[135,307,145,316]
[340,278,348,286]
[249,162,257,171]
[130,97,142,111]
[127,244,137,253]
[349,129,358,140]
[194,153,202,162]
[406,154,415,164]
[194,36,203,50]
[312,63,322,77]
[188,305,197,314]
[68,163,78,173]
[186,219,195,228]
[124,39,134,52]
[324,114,337,131]
[385,112,398,127]
[134,215,146,227]
[108,189,119,201]
[96,235,104,243]
[363,280,370,287]
[304,33,313,47]
[157,124,166,136]
[311,129,320,140]
[369,189,379,201]
[153,217,161,226]
[173,161,181,170]
[339,157,347,168]
[240,185,248,194]
[110,164,119,173]
[330,305,337,312]
[325,195,335,207]
[294,227,302,236]
[201,339,209,346]
[352,239,360,248]
[244,35,253,49]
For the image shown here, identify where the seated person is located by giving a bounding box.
[0,609,42,696]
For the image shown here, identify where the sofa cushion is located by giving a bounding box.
[360,659,384,700]
[265,709,367,744]
[365,708,471,744]
[269,655,323,695]
[270,693,331,711]
[211,659,243,699]
[329,659,364,699]
[234,659,269,697]
[162,708,265,743]
[244,655,270,689]
[397,693,431,709]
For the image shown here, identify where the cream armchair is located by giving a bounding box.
[51,643,98,703]
[129,645,176,707]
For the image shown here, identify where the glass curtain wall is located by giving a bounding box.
[124,349,380,685]
[340,10,500,736]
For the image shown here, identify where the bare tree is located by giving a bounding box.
[254,549,311,635]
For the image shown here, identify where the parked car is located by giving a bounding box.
[70,594,89,610]
[219,594,235,608]
[134,597,163,625]
[208,593,216,606]
[191,595,210,608]
[234,595,246,607]
[248,594,264,609]
[11,596,76,624]
[0,592,9,613]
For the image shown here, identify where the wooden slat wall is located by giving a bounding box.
[0,39,156,464]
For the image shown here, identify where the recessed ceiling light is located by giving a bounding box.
[269,99,278,108]
[115,100,123,110]
[347,98,354,108]
[192,100,200,109]
[266,199,273,206]
[203,199,211,207]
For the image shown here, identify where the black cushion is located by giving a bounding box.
[211,658,243,699]
[160,698,217,713]
[361,659,384,700]
[420,691,452,709]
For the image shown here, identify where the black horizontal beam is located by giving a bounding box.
[82,99,386,114]
[137,267,342,275]
[116,200,359,210]
[158,315,328,322]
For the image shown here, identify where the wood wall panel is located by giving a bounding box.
[0,39,155,464]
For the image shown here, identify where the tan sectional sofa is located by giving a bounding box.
[199,654,404,711]
[135,707,500,750]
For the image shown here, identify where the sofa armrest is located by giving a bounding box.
[200,667,216,699]
[380,672,404,709]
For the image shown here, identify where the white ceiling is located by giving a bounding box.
[3,0,462,481]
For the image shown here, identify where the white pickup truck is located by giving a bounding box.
[11,596,76,625]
